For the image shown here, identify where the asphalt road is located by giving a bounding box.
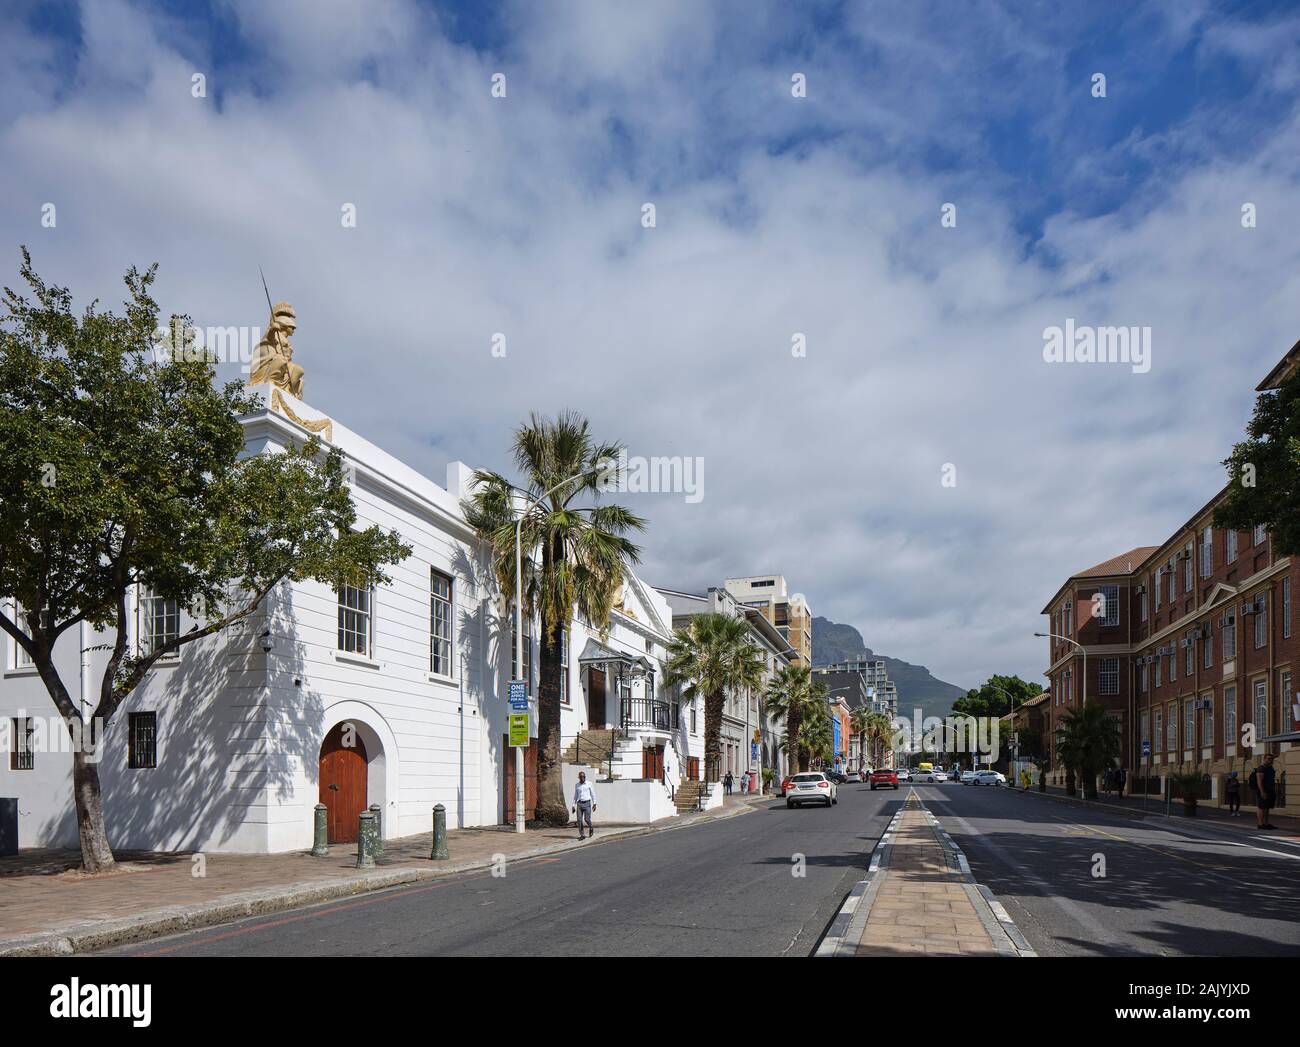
[106,784,900,957]
[915,782,1300,956]
[103,780,1300,957]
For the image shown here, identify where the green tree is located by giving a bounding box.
[764,663,825,772]
[664,613,765,783]
[1214,365,1300,555]
[0,250,410,871]
[952,674,1043,720]
[1054,701,1122,801]
[461,412,645,825]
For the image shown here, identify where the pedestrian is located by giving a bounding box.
[573,770,597,840]
[1117,767,1127,796]
[1225,771,1241,816]
[1249,754,1278,830]
[723,772,733,795]
[740,771,749,794]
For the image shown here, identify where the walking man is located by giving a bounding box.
[1251,753,1277,830]
[573,771,597,840]
[1225,771,1242,816]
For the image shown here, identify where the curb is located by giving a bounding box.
[0,800,755,957]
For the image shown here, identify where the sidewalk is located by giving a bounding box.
[1013,783,1300,838]
[0,801,752,956]
[819,792,1033,958]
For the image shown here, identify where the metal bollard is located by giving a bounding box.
[311,804,329,857]
[368,803,384,858]
[430,803,450,860]
[356,811,377,868]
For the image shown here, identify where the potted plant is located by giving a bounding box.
[761,768,775,793]
[1169,771,1204,817]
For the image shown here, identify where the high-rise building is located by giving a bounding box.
[722,575,812,666]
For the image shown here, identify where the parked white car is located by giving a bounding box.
[973,770,1006,786]
[785,771,838,808]
[915,768,948,783]
[959,770,978,784]
[894,767,912,782]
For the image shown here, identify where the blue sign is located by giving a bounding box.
[751,743,758,760]
[1142,740,1151,757]
[508,679,529,709]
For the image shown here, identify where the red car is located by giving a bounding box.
[870,768,899,791]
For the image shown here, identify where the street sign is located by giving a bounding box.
[509,712,530,747]
[751,743,758,760]
[508,679,528,703]
[1142,740,1151,757]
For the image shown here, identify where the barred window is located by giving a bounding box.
[10,717,34,770]
[1224,686,1237,746]
[337,578,372,656]
[1098,585,1119,627]
[128,711,157,769]
[1099,657,1119,695]
[430,569,453,676]
[139,587,180,658]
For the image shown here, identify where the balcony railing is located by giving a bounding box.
[621,696,674,731]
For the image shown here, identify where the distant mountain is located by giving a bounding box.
[812,616,966,721]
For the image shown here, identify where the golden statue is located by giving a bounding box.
[250,300,305,398]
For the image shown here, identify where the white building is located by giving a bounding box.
[0,384,701,853]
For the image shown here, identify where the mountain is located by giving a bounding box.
[812,616,966,721]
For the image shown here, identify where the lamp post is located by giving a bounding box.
[1035,632,1087,795]
[511,463,611,834]
[985,684,1017,776]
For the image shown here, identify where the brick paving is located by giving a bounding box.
[848,806,1002,956]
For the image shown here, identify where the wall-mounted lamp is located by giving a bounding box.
[259,629,274,654]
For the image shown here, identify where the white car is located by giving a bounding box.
[915,768,948,783]
[959,770,978,784]
[785,771,838,808]
[973,770,1006,786]
[894,767,912,782]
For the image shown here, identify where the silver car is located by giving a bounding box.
[894,767,912,783]
[785,771,838,808]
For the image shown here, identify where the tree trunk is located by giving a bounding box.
[786,706,802,776]
[1064,767,1076,796]
[704,689,724,782]
[533,624,568,826]
[73,746,116,872]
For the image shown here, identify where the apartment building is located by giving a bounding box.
[723,575,813,666]
[1039,341,1300,812]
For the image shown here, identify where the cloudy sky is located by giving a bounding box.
[3,0,1299,690]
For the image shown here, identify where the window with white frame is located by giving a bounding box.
[138,587,180,658]
[8,603,33,669]
[1166,703,1177,751]
[1202,626,1213,669]
[1099,585,1119,627]
[1253,523,1266,547]
[1169,647,1176,682]
[1252,679,1267,739]
[1222,611,1236,660]
[1224,685,1237,746]
[1253,599,1267,649]
[1154,657,1162,688]
[1183,548,1193,592]
[1099,657,1119,695]
[559,624,569,704]
[337,577,372,656]
[1184,640,1193,677]
[1183,699,1194,749]
[1200,527,1213,578]
[1227,530,1238,563]
[1200,697,1211,749]
[1154,571,1162,609]
[1139,710,1149,751]
[1140,588,1148,622]
[9,717,34,770]
[1154,708,1163,752]
[1140,662,1148,692]
[429,569,453,676]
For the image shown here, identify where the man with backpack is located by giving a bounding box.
[1249,753,1278,830]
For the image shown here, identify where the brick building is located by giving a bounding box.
[1039,341,1300,813]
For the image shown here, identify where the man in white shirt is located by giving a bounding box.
[573,771,597,839]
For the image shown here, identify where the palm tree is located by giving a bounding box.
[864,710,894,768]
[850,707,872,770]
[764,664,826,773]
[462,411,646,826]
[1054,701,1122,801]
[663,613,765,783]
[798,696,834,767]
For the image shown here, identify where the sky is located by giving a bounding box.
[2,0,1299,691]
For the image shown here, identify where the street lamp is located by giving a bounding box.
[1034,631,1087,793]
[510,463,611,834]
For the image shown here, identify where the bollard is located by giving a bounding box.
[430,803,450,860]
[368,803,384,858]
[356,811,377,868]
[311,804,330,857]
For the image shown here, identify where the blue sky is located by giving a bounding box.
[2,0,1299,691]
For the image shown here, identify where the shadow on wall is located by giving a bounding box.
[35,585,324,854]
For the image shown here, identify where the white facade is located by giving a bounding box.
[0,386,698,854]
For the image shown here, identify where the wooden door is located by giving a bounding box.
[687,757,700,781]
[588,667,606,727]
[642,745,664,781]
[319,723,368,844]
[503,735,538,822]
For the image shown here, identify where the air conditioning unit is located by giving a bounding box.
[1135,585,1146,595]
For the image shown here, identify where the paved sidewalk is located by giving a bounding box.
[0,802,750,956]
[819,792,1032,958]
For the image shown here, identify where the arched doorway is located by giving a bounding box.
[319,722,368,843]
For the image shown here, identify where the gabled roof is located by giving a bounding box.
[1257,336,1300,391]
[1075,547,1161,579]
[1021,691,1050,709]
